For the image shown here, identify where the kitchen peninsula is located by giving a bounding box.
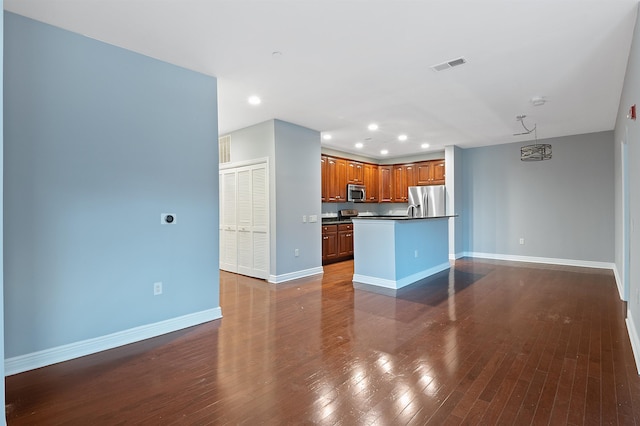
[351,215,453,292]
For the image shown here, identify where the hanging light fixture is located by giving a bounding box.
[514,115,551,161]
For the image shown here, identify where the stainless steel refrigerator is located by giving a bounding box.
[407,185,446,217]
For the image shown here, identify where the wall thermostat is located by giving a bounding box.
[161,213,177,224]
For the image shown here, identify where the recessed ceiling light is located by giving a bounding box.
[248,95,261,105]
[398,134,408,141]
[355,142,364,149]
[322,134,332,140]
[421,143,430,149]
[380,149,389,155]
[368,123,379,131]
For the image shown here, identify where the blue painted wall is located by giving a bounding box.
[4,13,220,358]
[1,1,5,418]
[273,120,321,276]
[462,131,614,262]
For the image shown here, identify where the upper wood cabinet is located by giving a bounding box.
[363,163,379,203]
[321,156,327,202]
[325,157,347,202]
[416,160,445,185]
[335,159,347,201]
[431,159,445,185]
[378,165,393,203]
[347,160,364,184]
[321,155,445,203]
[393,164,416,202]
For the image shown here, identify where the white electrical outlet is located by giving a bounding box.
[154,282,163,295]
[302,215,307,223]
[295,248,299,257]
[519,238,525,245]
[309,215,318,223]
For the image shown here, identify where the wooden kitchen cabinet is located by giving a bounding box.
[392,164,415,202]
[326,157,347,202]
[363,163,378,202]
[322,225,338,262]
[337,223,353,257]
[322,223,353,264]
[321,156,327,202]
[347,160,364,184]
[431,159,445,185]
[321,155,445,203]
[416,159,445,185]
[379,165,393,202]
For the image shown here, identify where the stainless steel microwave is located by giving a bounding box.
[347,184,366,202]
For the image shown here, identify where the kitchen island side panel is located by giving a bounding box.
[352,220,396,283]
[395,218,449,280]
[352,218,450,290]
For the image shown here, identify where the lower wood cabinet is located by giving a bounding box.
[322,223,353,264]
[337,224,353,257]
[322,225,338,262]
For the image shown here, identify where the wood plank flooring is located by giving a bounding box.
[6,258,640,424]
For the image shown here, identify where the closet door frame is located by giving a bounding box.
[219,158,270,279]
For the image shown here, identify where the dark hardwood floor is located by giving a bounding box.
[6,258,640,425]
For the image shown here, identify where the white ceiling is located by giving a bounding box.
[5,0,638,159]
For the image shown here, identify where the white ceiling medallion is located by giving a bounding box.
[530,96,547,107]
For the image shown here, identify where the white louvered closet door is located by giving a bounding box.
[236,168,252,276]
[219,161,269,279]
[251,166,268,278]
[219,170,237,272]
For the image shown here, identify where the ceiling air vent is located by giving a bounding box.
[431,57,467,72]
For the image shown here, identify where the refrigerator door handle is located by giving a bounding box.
[422,191,429,217]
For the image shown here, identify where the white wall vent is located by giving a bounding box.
[431,57,467,72]
[219,135,231,163]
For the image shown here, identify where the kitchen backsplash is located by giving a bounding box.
[321,202,409,217]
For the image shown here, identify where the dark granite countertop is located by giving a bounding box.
[352,215,457,221]
[321,218,353,225]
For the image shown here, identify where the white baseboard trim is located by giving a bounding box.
[463,252,615,271]
[613,266,625,301]
[353,262,451,290]
[449,252,465,261]
[5,307,222,376]
[626,309,640,375]
[268,266,323,284]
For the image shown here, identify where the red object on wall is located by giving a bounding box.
[630,104,637,120]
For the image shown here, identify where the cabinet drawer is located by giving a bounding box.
[322,225,338,233]
[338,223,353,231]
